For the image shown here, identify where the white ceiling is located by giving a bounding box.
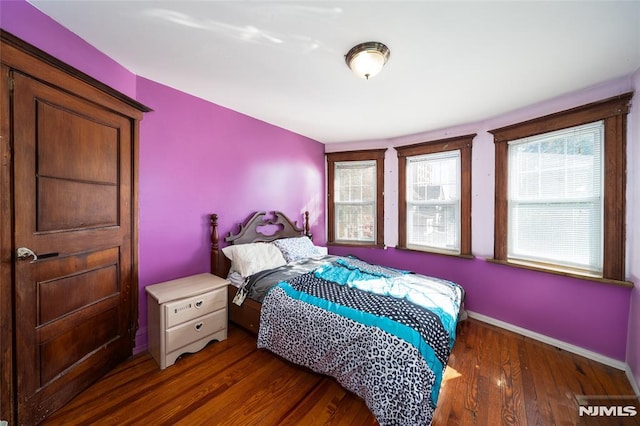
[28,1,640,144]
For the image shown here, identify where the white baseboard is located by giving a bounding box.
[466,311,628,371]
[626,365,640,397]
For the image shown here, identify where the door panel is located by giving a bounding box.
[13,71,134,425]
[39,307,120,385]
[37,100,119,184]
[36,98,120,232]
[38,177,118,231]
[37,249,119,325]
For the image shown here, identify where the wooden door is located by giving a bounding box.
[12,70,136,425]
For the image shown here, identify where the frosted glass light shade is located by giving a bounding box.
[345,42,390,80]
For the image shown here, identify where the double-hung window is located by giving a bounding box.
[326,149,385,247]
[397,135,474,256]
[490,93,632,282]
[508,122,603,274]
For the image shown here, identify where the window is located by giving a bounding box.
[508,122,603,274]
[490,93,632,282]
[326,149,385,246]
[396,134,474,256]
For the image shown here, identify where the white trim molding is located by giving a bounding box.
[467,311,628,371]
[626,365,640,398]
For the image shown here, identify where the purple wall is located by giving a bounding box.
[135,78,325,349]
[0,0,137,98]
[326,76,636,364]
[2,0,638,389]
[330,246,631,361]
[1,1,326,352]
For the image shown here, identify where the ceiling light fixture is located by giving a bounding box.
[345,42,390,80]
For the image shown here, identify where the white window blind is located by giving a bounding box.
[406,150,461,253]
[334,160,376,243]
[507,121,604,274]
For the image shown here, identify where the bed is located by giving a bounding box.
[210,211,465,426]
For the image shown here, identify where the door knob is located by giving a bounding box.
[16,247,38,262]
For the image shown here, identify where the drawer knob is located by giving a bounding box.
[195,322,203,332]
[195,300,203,309]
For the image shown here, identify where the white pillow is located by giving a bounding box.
[273,236,322,262]
[222,242,286,277]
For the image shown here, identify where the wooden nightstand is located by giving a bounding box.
[146,273,228,369]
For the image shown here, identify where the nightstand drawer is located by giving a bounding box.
[165,309,226,354]
[164,287,226,328]
[146,273,228,369]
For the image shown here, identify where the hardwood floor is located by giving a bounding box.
[43,319,638,425]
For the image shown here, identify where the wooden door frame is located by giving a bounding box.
[0,30,150,424]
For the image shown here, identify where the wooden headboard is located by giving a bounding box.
[210,211,310,278]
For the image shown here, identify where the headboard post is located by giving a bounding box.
[210,214,219,275]
[210,213,228,277]
[304,211,312,241]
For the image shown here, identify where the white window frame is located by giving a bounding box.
[405,150,462,254]
[506,121,604,275]
[334,160,377,243]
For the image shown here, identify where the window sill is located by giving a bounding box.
[395,245,475,260]
[327,242,384,249]
[486,258,634,288]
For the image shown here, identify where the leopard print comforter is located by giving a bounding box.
[257,260,463,426]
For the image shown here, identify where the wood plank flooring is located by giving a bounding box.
[43,319,638,425]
